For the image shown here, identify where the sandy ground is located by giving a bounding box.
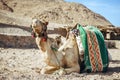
[0,48,120,80]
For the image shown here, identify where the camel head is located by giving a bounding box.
[30,19,48,40]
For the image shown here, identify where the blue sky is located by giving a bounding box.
[65,0,120,27]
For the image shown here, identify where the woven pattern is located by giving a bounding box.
[77,24,109,72]
[87,31,103,72]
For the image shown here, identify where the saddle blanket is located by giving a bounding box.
[77,24,109,72]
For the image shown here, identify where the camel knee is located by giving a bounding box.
[65,64,80,74]
[73,64,80,73]
[40,68,47,74]
[41,66,58,74]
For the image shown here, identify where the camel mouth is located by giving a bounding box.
[30,25,37,38]
[31,31,36,38]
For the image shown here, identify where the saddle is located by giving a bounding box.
[77,24,109,73]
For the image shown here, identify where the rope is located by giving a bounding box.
[51,47,61,67]
[51,44,68,75]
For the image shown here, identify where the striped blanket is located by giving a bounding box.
[77,24,109,72]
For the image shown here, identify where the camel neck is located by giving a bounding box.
[40,38,47,52]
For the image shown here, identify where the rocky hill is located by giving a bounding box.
[0,0,113,27]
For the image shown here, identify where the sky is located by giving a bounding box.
[65,0,120,27]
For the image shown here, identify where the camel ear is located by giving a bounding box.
[72,23,78,30]
[44,22,49,26]
[42,22,48,31]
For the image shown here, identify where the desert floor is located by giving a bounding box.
[0,48,120,80]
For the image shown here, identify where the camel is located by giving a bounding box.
[31,19,80,75]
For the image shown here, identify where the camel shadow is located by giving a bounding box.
[111,60,120,64]
[108,67,120,73]
[106,60,120,74]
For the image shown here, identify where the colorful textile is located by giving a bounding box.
[77,24,109,72]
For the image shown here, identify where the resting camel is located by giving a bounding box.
[31,19,80,75]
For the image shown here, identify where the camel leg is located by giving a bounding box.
[41,66,59,74]
[57,64,80,75]
[64,64,80,74]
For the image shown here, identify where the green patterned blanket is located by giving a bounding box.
[77,24,109,72]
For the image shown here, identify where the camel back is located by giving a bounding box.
[77,24,109,72]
